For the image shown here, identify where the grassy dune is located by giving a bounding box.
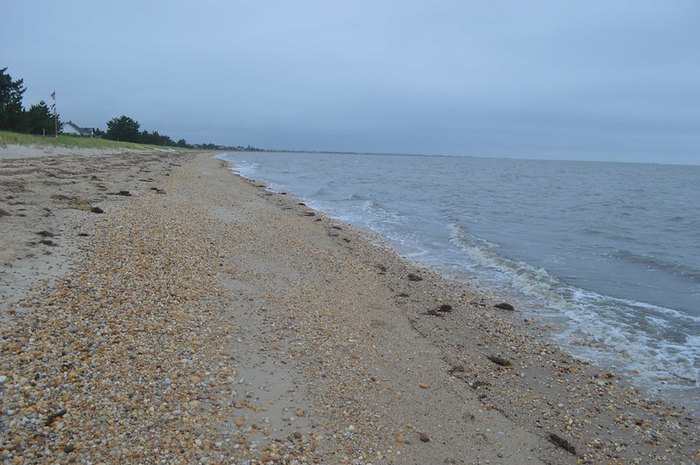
[0,131,181,151]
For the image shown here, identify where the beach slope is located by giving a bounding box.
[0,152,696,464]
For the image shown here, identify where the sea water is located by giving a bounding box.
[219,151,700,410]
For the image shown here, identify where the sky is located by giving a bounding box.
[1,0,699,164]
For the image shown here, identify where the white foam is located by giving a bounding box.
[447,222,700,393]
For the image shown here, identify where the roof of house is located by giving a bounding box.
[64,121,95,136]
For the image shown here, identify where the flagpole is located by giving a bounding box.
[51,91,57,137]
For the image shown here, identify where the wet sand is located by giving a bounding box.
[0,151,697,464]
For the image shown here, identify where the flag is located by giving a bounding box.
[50,91,56,100]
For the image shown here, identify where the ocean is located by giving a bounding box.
[218,151,700,410]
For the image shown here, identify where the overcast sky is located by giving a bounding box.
[2,1,699,163]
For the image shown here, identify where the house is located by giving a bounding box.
[63,121,97,137]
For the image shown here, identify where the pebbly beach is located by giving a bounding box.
[0,149,697,464]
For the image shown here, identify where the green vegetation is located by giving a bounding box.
[105,115,141,143]
[0,67,26,130]
[0,130,160,150]
[25,101,63,136]
[1,67,61,135]
[104,115,188,147]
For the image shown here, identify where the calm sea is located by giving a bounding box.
[219,151,700,409]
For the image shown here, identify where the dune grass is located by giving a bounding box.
[0,131,183,151]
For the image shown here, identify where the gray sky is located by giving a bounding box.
[2,1,699,164]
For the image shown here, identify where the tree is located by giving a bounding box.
[25,100,62,135]
[104,115,141,142]
[138,129,175,146]
[0,67,26,131]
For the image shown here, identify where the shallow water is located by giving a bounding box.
[220,151,700,409]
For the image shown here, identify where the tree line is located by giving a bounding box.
[104,115,190,147]
[1,67,258,150]
[0,67,62,135]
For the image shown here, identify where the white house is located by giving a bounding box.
[63,121,96,137]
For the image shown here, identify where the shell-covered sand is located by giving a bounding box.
[1,151,697,464]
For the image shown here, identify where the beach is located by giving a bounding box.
[0,150,697,464]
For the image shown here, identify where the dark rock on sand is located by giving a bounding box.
[494,302,515,311]
[45,409,67,426]
[487,355,512,367]
[90,207,104,214]
[438,304,453,312]
[419,432,430,443]
[548,433,577,455]
[448,365,465,374]
[407,273,423,281]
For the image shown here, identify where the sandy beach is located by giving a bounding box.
[0,150,697,464]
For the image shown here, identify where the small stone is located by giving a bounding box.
[296,409,306,417]
[448,365,465,374]
[63,444,75,453]
[494,302,515,311]
[45,409,67,426]
[487,355,512,367]
[548,433,577,455]
[90,206,104,214]
[419,432,430,442]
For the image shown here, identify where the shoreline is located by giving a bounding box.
[221,153,700,415]
[1,151,697,464]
